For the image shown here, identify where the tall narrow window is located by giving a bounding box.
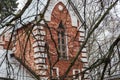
[57,21,67,59]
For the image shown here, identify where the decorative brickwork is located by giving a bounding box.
[0,1,89,80]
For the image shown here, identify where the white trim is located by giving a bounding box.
[58,4,63,11]
[83,63,89,68]
[81,53,87,57]
[33,29,46,36]
[34,47,45,52]
[52,67,59,77]
[73,69,81,80]
[36,64,48,70]
[33,35,45,41]
[82,68,85,71]
[79,37,85,42]
[40,77,48,80]
[80,32,85,37]
[34,58,46,64]
[44,0,78,26]
[39,70,47,76]
[78,28,85,32]
[66,32,69,60]
[33,41,45,47]
[84,74,88,79]
[81,58,88,63]
[82,48,87,52]
[33,25,44,30]
[34,53,47,58]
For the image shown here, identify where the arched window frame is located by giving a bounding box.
[57,21,67,60]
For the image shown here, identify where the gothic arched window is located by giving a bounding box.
[57,21,67,59]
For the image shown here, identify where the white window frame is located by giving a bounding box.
[73,69,81,80]
[52,67,59,78]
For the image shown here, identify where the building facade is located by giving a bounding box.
[0,0,89,80]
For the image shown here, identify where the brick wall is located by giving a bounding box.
[13,1,88,80]
[46,2,83,77]
[14,25,36,73]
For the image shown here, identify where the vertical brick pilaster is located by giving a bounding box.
[32,25,48,79]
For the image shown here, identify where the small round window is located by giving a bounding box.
[58,5,63,11]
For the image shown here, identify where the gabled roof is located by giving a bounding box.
[1,0,84,30]
[43,0,85,27]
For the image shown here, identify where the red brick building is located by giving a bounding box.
[1,0,88,80]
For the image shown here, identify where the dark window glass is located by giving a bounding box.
[61,32,64,37]
[74,70,79,79]
[58,45,60,50]
[62,39,64,44]
[62,45,65,51]
[58,38,60,44]
[57,21,67,59]
[53,69,57,77]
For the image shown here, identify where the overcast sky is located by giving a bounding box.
[17,0,27,10]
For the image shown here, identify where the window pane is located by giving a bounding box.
[58,45,60,50]
[58,32,60,37]
[61,32,64,37]
[63,52,66,58]
[58,38,60,44]
[62,45,65,51]
[62,39,64,44]
[57,22,67,60]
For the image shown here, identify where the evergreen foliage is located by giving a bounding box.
[0,0,18,22]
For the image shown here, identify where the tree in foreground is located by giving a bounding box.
[0,0,18,23]
[0,0,119,80]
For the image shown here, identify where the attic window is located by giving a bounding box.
[57,21,67,60]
